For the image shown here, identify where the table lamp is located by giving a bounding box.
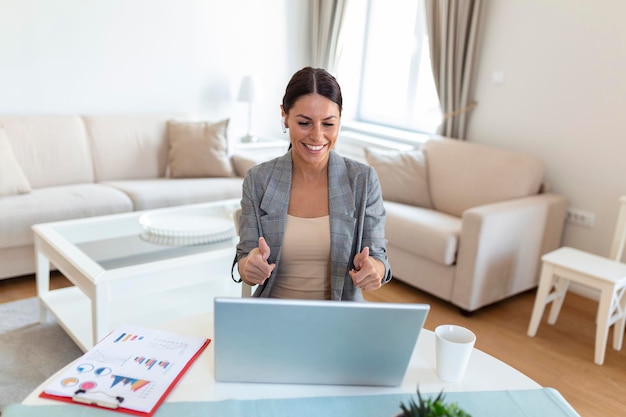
[238,75,257,143]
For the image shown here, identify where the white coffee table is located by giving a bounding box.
[33,199,242,351]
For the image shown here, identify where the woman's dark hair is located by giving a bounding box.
[282,67,342,115]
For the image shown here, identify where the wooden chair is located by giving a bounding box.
[527,196,626,365]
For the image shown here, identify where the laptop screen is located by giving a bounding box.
[214,297,429,386]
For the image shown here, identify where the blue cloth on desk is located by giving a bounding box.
[4,389,580,417]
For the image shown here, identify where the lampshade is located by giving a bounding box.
[237,76,256,103]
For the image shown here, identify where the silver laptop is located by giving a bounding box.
[213,297,429,386]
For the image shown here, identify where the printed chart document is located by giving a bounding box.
[41,323,209,416]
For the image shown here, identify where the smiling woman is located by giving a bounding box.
[233,67,392,302]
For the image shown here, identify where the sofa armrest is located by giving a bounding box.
[451,193,568,311]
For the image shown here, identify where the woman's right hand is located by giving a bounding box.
[239,237,276,286]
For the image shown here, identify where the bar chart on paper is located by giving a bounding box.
[134,356,171,371]
[114,332,145,343]
[40,323,210,416]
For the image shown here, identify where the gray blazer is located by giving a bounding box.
[235,150,392,301]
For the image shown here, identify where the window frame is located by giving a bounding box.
[336,0,440,147]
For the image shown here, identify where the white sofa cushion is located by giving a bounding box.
[0,115,94,188]
[83,114,177,181]
[364,148,433,208]
[101,178,244,211]
[0,184,132,249]
[167,119,235,178]
[384,201,461,266]
[0,126,31,197]
[423,138,545,217]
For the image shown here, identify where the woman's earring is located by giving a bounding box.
[280,118,287,133]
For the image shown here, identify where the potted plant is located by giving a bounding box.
[396,387,472,417]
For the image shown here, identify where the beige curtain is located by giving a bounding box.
[311,0,349,73]
[425,0,483,139]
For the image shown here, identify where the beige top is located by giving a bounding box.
[271,215,331,300]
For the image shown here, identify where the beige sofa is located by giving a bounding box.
[0,114,251,280]
[366,137,568,313]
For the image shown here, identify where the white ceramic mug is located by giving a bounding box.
[435,324,476,382]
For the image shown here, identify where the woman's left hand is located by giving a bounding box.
[349,247,385,292]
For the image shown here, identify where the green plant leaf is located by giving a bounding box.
[397,387,472,417]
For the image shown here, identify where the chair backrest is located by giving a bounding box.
[233,207,242,235]
[232,207,253,297]
[609,196,626,261]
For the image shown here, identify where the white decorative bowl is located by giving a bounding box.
[139,210,235,244]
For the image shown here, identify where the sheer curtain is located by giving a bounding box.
[425,0,483,139]
[311,0,349,73]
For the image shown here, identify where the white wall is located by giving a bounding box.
[0,0,309,144]
[469,0,626,256]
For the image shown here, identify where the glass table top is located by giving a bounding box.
[74,233,235,269]
[45,203,238,271]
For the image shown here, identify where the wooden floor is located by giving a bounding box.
[2,274,624,416]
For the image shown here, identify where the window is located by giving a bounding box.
[337,0,441,138]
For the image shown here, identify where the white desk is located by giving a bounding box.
[24,312,539,406]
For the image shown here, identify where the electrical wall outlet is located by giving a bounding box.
[566,207,596,228]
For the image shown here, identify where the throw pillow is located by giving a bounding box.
[167,119,235,178]
[365,147,433,208]
[0,126,31,197]
[231,154,266,177]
